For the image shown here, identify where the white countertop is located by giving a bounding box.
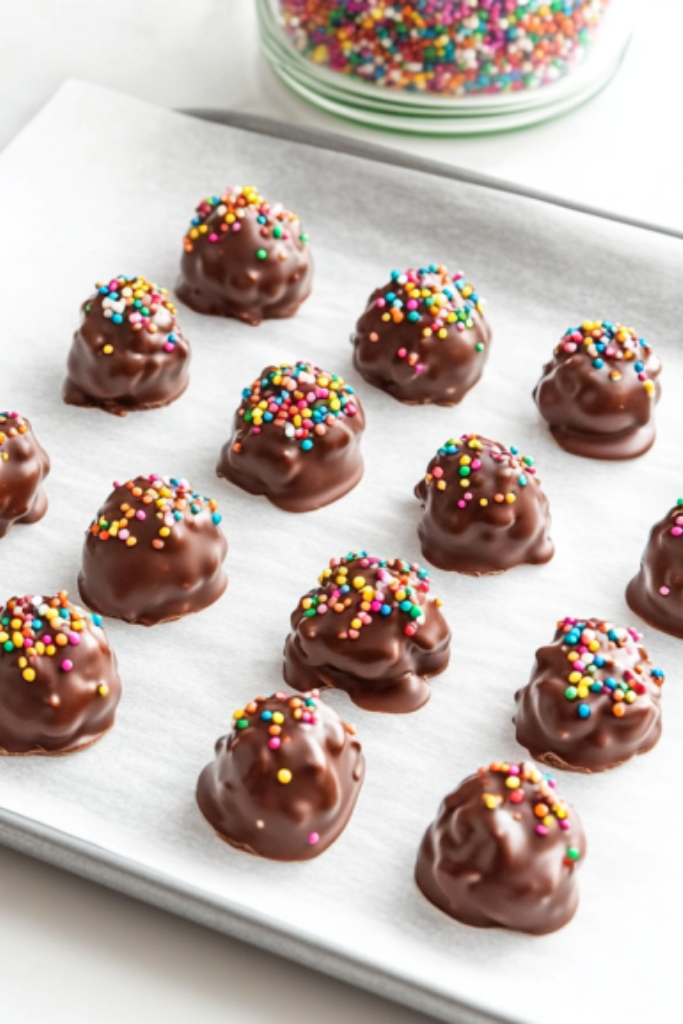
[1,3,681,1022]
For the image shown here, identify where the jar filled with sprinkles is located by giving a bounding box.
[258,0,635,134]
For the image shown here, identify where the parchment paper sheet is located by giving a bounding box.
[1,80,682,1024]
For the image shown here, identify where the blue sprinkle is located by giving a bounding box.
[381,604,392,616]
[593,358,604,369]
[261,710,273,722]
[92,614,103,628]
[301,439,314,451]
[112,314,123,324]
[577,704,591,719]
[212,513,222,525]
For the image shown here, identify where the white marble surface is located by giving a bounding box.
[0,3,681,1023]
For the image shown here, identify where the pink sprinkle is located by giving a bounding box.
[535,824,549,836]
[376,297,386,308]
[563,342,578,353]
[457,500,466,508]
[119,529,130,540]
[432,466,444,479]
[559,820,570,831]
[659,586,671,597]
[136,511,146,520]
[69,634,81,646]
[316,605,328,615]
[253,426,261,434]
[163,342,174,352]
[268,737,281,750]
[455,322,465,332]
[61,660,73,672]
[308,832,320,845]
[370,600,382,612]
[397,348,407,359]
[676,516,683,526]
[508,764,520,776]
[231,222,241,231]
[671,527,683,537]
[406,299,418,310]
[471,459,481,470]
[129,312,142,323]
[415,364,425,374]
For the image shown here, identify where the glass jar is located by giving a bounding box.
[258,0,636,134]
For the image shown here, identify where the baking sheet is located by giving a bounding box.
[1,79,682,1024]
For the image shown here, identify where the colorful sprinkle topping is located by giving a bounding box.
[0,592,106,693]
[233,362,358,453]
[557,617,664,720]
[230,690,357,786]
[86,276,178,355]
[368,265,486,372]
[0,412,27,465]
[301,551,441,640]
[482,761,578,855]
[279,1,608,96]
[183,185,307,258]
[88,475,222,552]
[423,433,537,507]
[557,321,657,395]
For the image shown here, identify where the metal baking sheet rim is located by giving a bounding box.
[0,804,501,1024]
[1,103,680,1024]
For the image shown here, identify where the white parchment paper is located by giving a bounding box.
[1,80,682,1024]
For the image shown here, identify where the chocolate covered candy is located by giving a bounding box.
[197,690,364,861]
[284,552,450,713]
[177,185,312,325]
[416,761,585,935]
[515,617,664,773]
[0,411,50,539]
[533,320,661,459]
[217,361,364,512]
[627,498,683,639]
[0,592,121,755]
[64,275,191,416]
[78,474,227,626]
[415,433,553,575]
[351,264,490,405]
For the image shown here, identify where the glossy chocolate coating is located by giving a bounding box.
[626,501,683,639]
[351,265,491,406]
[78,474,227,626]
[515,618,664,773]
[64,276,190,416]
[197,690,364,861]
[217,362,364,513]
[533,321,661,460]
[283,553,450,713]
[416,761,585,935]
[0,593,121,756]
[177,186,312,325]
[415,433,554,575]
[0,411,50,539]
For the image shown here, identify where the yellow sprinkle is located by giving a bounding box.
[22,669,36,682]
[98,684,109,697]
[277,769,293,784]
[272,712,284,725]
[505,776,520,790]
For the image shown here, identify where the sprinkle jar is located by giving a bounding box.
[259,0,635,134]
